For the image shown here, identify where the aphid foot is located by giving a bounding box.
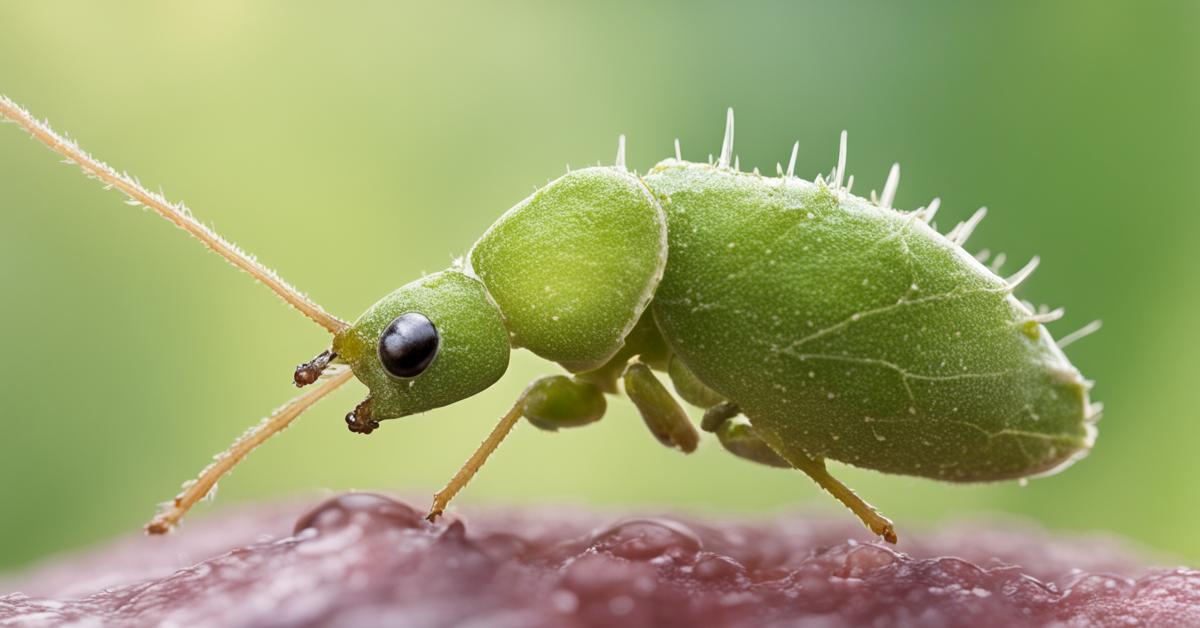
[294,350,336,387]
[877,520,899,545]
[345,397,379,434]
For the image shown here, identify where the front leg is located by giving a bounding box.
[427,375,607,521]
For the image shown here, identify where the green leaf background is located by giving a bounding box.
[0,2,1196,569]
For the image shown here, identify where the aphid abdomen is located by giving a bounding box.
[644,161,1095,482]
[470,167,668,373]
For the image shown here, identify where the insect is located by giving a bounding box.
[1,98,1102,543]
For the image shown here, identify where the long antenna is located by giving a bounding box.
[147,366,355,533]
[0,95,347,335]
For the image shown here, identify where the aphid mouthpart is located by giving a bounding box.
[346,397,378,435]
[294,350,336,387]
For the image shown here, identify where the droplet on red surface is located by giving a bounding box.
[292,492,424,534]
[2,494,1198,628]
[586,518,702,561]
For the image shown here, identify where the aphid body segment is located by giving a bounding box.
[0,97,1098,542]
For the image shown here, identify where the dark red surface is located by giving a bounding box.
[2,493,1197,627]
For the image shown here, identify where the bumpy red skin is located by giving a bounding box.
[2,494,1196,628]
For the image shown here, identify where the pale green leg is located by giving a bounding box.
[623,361,700,453]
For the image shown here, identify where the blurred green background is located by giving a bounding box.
[1,2,1197,571]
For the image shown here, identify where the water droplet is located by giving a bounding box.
[588,518,702,561]
[293,492,425,535]
[693,553,746,582]
[841,545,897,578]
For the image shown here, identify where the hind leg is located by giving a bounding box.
[785,453,897,543]
[705,409,897,543]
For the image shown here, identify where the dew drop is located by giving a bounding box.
[588,518,702,561]
[293,492,425,535]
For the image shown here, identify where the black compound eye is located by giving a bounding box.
[378,312,439,379]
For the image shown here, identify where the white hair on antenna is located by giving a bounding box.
[974,248,992,262]
[845,174,855,193]
[0,94,346,334]
[989,252,1007,273]
[674,138,682,161]
[879,163,900,210]
[1006,256,1040,290]
[718,108,734,169]
[615,134,626,170]
[786,141,799,178]
[1057,320,1102,349]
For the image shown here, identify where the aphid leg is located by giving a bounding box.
[742,417,896,541]
[700,400,740,432]
[790,454,898,544]
[521,375,607,431]
[623,362,699,453]
[713,416,792,468]
[427,374,610,520]
[146,366,354,534]
[427,390,531,521]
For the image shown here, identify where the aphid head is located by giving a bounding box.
[326,270,511,432]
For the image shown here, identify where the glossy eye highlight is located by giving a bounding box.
[378,312,439,378]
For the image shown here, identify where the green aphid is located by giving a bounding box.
[1,97,1101,542]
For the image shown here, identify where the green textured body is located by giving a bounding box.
[643,160,1094,482]
[337,159,1094,485]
